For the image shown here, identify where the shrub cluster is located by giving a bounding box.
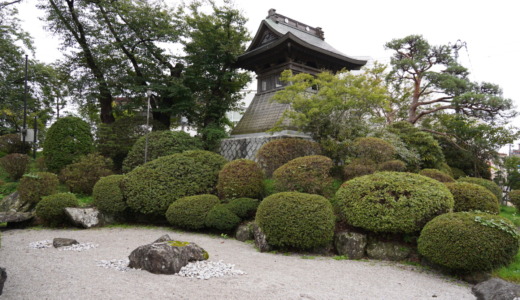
[0,182,18,196]
[445,182,499,214]
[256,192,335,250]
[0,133,31,155]
[205,204,241,231]
[43,116,94,173]
[217,159,263,200]
[92,175,127,215]
[0,153,30,180]
[59,153,113,195]
[256,138,321,177]
[378,160,406,172]
[418,212,519,272]
[351,137,395,164]
[343,159,376,180]
[224,198,259,220]
[458,177,503,202]
[419,169,455,183]
[335,172,454,233]
[122,151,226,216]
[166,194,219,230]
[509,190,520,209]
[273,155,334,196]
[18,172,59,204]
[122,131,202,173]
[35,192,79,227]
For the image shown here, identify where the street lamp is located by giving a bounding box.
[144,89,152,164]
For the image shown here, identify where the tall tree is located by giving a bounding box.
[385,35,516,124]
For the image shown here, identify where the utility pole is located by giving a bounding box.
[22,54,28,152]
[144,90,152,164]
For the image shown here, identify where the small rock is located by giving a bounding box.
[252,223,271,252]
[366,238,411,261]
[472,278,520,300]
[462,271,492,284]
[53,238,79,248]
[64,207,102,228]
[334,230,367,260]
[0,267,6,295]
[235,224,253,242]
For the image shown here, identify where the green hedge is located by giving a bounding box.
[378,160,406,172]
[59,153,113,195]
[335,172,454,233]
[256,192,335,250]
[419,168,455,183]
[446,182,499,214]
[0,153,30,180]
[224,198,259,219]
[418,212,519,272]
[205,204,241,231]
[35,192,79,227]
[343,158,376,180]
[351,137,395,164]
[510,190,520,209]
[18,172,59,204]
[92,175,127,215]
[458,177,503,203]
[166,194,219,230]
[217,159,264,199]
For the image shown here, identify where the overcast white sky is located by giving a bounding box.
[16,0,520,152]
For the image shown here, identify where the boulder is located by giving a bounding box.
[153,234,173,244]
[472,278,520,300]
[366,239,411,261]
[0,267,6,295]
[128,241,208,274]
[235,224,253,242]
[53,238,79,248]
[0,212,33,224]
[252,223,271,252]
[64,207,103,228]
[334,230,367,259]
[0,192,33,213]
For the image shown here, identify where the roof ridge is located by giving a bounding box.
[266,8,324,40]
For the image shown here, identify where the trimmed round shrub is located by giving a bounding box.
[378,160,406,172]
[509,190,520,209]
[181,150,228,178]
[419,169,455,183]
[437,162,454,178]
[446,182,499,214]
[43,116,94,173]
[35,192,79,227]
[18,172,59,203]
[205,204,241,231]
[165,194,219,230]
[418,212,519,272]
[92,175,127,215]
[224,198,259,219]
[451,167,466,179]
[122,130,202,173]
[122,152,223,216]
[256,192,335,250]
[257,138,321,177]
[458,177,502,202]
[0,133,31,154]
[217,159,264,200]
[344,159,377,180]
[335,172,454,233]
[273,155,334,196]
[59,153,113,195]
[0,153,30,180]
[351,137,395,164]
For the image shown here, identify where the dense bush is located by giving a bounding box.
[0,153,30,180]
[509,190,520,209]
[122,152,223,216]
[59,153,113,195]
[335,172,454,233]
[0,182,18,196]
[165,194,219,230]
[351,137,395,164]
[343,159,376,180]
[181,150,228,179]
[18,172,59,203]
[273,155,334,196]
[445,182,499,214]
[217,159,263,199]
[450,167,466,179]
[437,162,454,178]
[122,130,202,173]
[0,133,31,155]
[224,198,259,219]
[419,169,455,183]
[378,160,406,172]
[205,204,241,231]
[43,116,94,173]
[256,192,335,250]
[458,177,503,202]
[257,138,321,177]
[96,116,167,172]
[35,192,79,227]
[418,212,519,272]
[92,175,127,215]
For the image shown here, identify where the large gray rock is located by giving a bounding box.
[366,239,411,261]
[252,223,271,252]
[334,231,367,259]
[0,212,33,223]
[235,223,253,242]
[64,207,103,228]
[128,241,208,274]
[0,192,33,213]
[53,238,79,248]
[0,267,6,295]
[472,278,520,300]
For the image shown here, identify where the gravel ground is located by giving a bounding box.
[0,227,475,300]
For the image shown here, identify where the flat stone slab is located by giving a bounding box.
[0,212,33,223]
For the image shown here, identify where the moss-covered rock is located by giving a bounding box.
[256,192,335,250]
[335,172,454,233]
[165,194,219,230]
[445,182,499,214]
[418,212,519,272]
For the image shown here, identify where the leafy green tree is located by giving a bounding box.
[272,66,389,161]
[385,35,516,124]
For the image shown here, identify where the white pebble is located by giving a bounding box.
[96,259,132,272]
[176,260,246,280]
[29,240,52,249]
[58,243,98,252]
